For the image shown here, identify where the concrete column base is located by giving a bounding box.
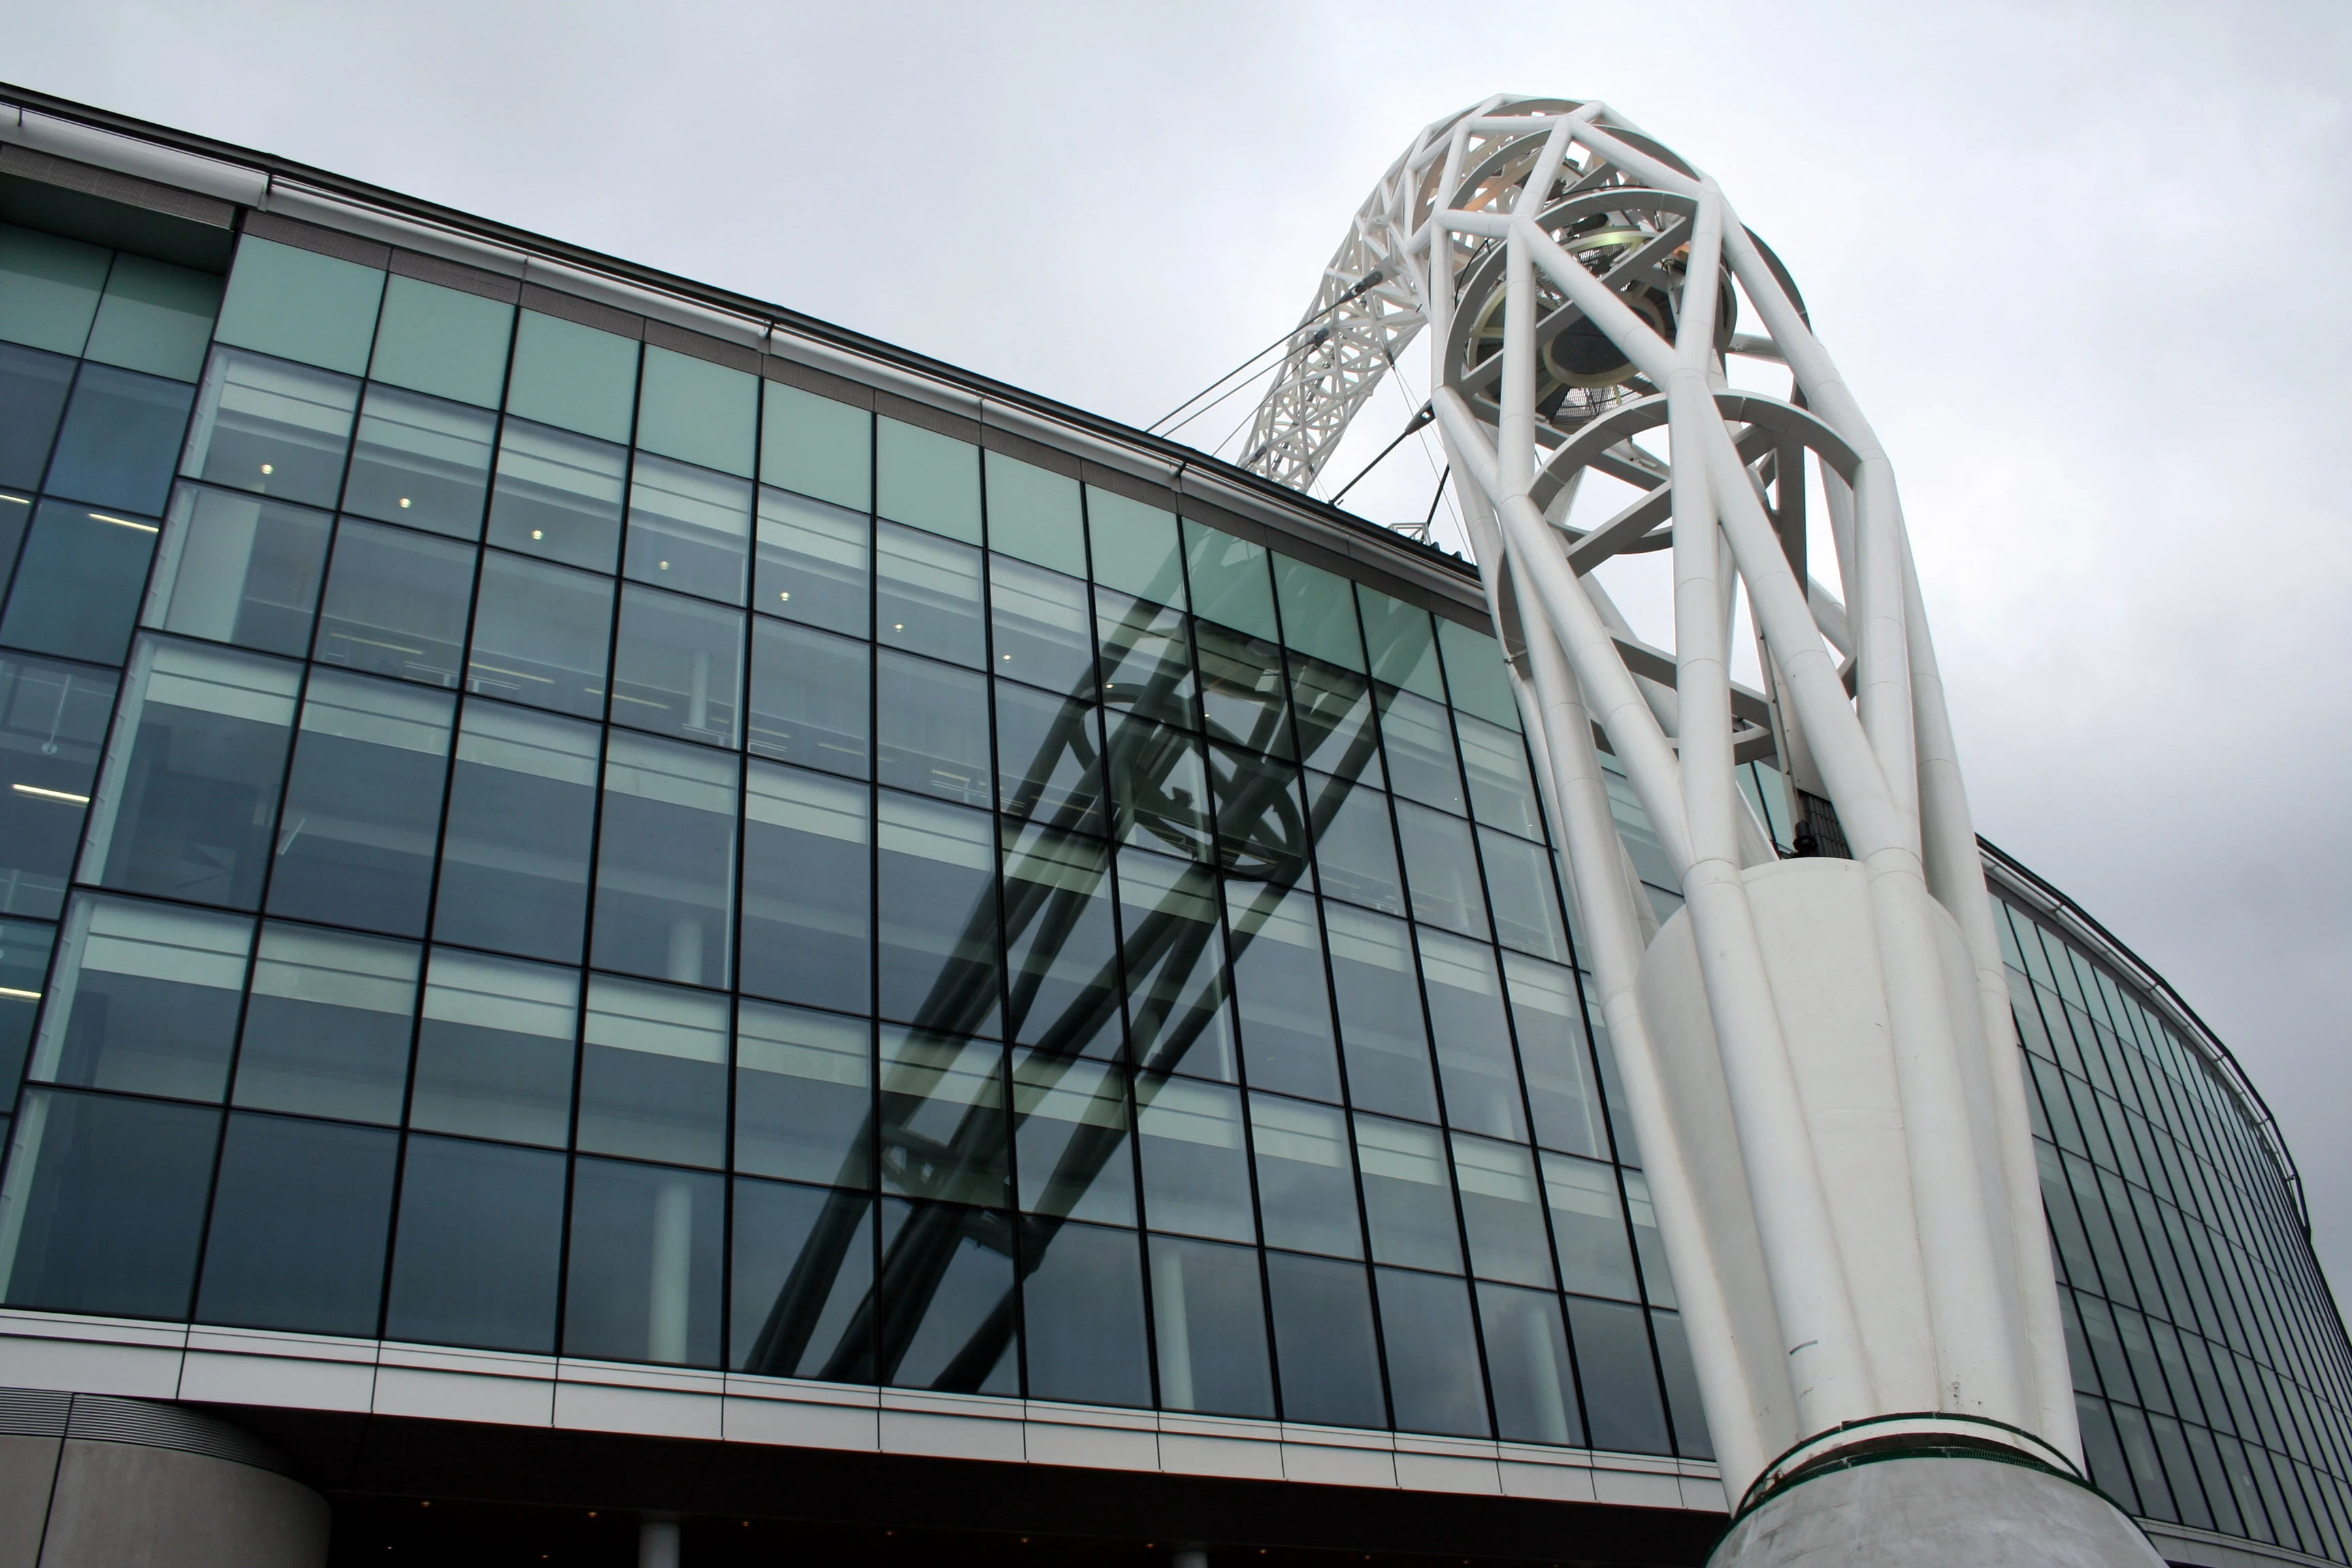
[0,1391,328,1568]
[1708,1453,2164,1568]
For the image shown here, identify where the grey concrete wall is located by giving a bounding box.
[0,1433,327,1568]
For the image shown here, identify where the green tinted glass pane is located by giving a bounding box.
[984,451,1083,572]
[1086,486,1183,608]
[760,383,868,511]
[1273,554,1361,670]
[212,238,384,376]
[506,310,638,443]
[369,276,514,408]
[82,257,222,382]
[636,346,755,477]
[1183,520,1275,640]
[1358,585,1443,700]
[1437,618,1519,728]
[0,226,109,355]
[875,417,979,542]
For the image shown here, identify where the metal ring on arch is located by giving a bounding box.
[1520,389,1862,574]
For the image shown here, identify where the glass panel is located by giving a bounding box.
[636,346,755,478]
[409,949,578,1147]
[1086,487,1184,608]
[1211,746,1309,888]
[1569,1294,1670,1454]
[1506,953,1607,1158]
[564,1157,724,1366]
[749,615,868,777]
[1290,657,1382,783]
[434,700,598,962]
[610,584,743,748]
[0,344,74,489]
[1183,521,1277,640]
[1419,930,1524,1138]
[1273,555,1363,671]
[735,1001,872,1188]
[593,731,737,987]
[30,893,250,1100]
[178,349,355,510]
[875,419,979,544]
[1437,619,1520,730]
[754,487,867,636]
[146,485,330,656]
[1252,1093,1360,1258]
[879,1028,1008,1207]
[1308,771,1401,915]
[1379,1268,1489,1437]
[740,761,870,1013]
[0,227,107,354]
[1324,904,1437,1122]
[760,385,869,513]
[504,310,637,444]
[196,1112,396,1336]
[234,924,416,1123]
[212,237,382,376]
[876,649,989,806]
[0,919,54,1095]
[625,453,751,604]
[267,670,455,935]
[1096,588,1195,730]
[1196,623,1290,759]
[1266,1250,1384,1428]
[1358,587,1443,700]
[1380,689,1465,815]
[1356,1114,1461,1272]
[485,418,627,573]
[0,653,113,917]
[1454,1134,1553,1287]
[0,499,159,665]
[80,637,300,910]
[0,1088,218,1318]
[1108,716,1209,864]
[732,1177,875,1379]
[383,1133,566,1352]
[1544,1152,1638,1300]
[313,518,473,687]
[1023,1220,1151,1407]
[37,363,189,525]
[983,452,1083,573]
[464,549,610,718]
[1149,1232,1274,1416]
[88,257,214,381]
[996,681,1103,836]
[875,791,998,1038]
[1226,884,1338,1101]
[1135,1073,1253,1243]
[1653,1310,1711,1457]
[1002,823,1120,1056]
[877,521,985,668]
[1117,847,1235,1080]
[1014,1053,1132,1224]
[1624,1171,1677,1307]
[340,385,495,540]
[577,976,728,1168]
[879,1197,1016,1393]
[1459,715,1543,839]
[367,274,512,408]
[1480,1282,1584,1446]
[990,555,1092,696]
[1482,828,1567,962]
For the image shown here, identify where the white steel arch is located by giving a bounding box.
[1243,99,2082,1509]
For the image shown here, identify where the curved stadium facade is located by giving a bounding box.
[0,87,2343,1568]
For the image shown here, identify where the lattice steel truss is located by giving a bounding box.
[1245,99,2082,1504]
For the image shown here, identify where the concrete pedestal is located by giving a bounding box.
[0,1390,328,1568]
[1708,1453,2164,1568]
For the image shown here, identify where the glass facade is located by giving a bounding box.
[0,185,2345,1562]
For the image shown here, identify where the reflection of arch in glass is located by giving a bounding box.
[740,591,1392,1389]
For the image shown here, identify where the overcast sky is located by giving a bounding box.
[13,1,2350,1288]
